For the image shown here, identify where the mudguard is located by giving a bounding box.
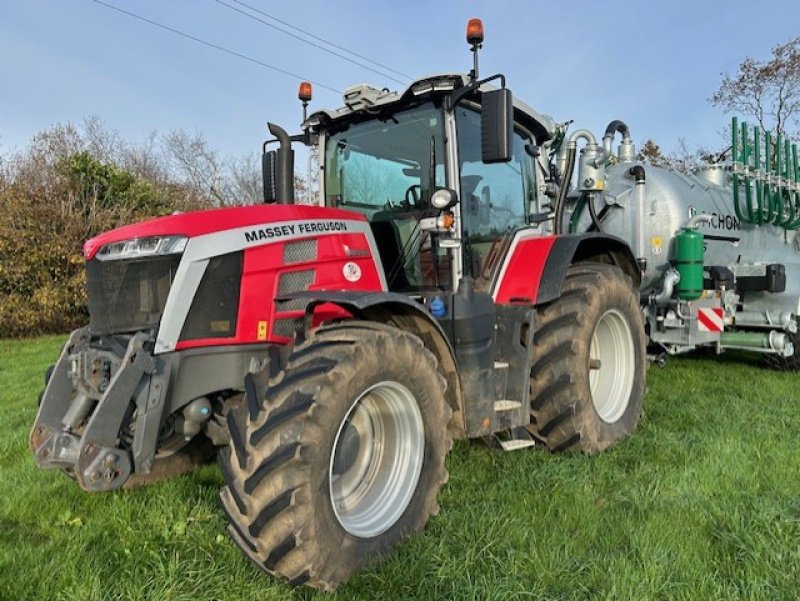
[493,232,639,306]
[278,289,467,437]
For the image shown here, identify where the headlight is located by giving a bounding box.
[431,188,458,210]
[96,235,188,261]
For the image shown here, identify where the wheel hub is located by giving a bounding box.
[589,309,635,423]
[329,381,424,538]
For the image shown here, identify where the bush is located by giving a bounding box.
[0,121,215,337]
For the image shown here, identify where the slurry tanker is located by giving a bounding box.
[562,117,799,367]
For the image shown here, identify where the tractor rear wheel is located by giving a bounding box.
[219,322,450,591]
[528,263,647,453]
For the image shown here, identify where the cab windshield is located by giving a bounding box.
[324,103,449,292]
[324,102,446,214]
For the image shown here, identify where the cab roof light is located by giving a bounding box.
[411,77,457,96]
[466,18,484,46]
[298,81,313,102]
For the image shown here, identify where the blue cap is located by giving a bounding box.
[429,297,446,318]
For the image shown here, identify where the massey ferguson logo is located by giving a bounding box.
[244,220,349,243]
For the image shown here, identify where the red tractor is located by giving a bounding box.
[31,20,646,590]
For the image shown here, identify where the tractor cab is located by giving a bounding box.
[263,28,558,298]
[307,76,556,296]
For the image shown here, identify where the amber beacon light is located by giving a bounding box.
[298,81,313,102]
[466,18,484,46]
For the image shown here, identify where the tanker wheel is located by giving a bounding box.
[528,263,647,453]
[219,321,451,591]
[764,318,800,370]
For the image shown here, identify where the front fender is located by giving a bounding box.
[279,290,467,438]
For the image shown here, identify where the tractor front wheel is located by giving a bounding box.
[219,322,451,591]
[528,263,647,453]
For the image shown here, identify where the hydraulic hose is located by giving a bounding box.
[554,145,576,235]
[586,192,604,233]
[602,120,632,158]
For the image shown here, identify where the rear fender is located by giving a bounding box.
[281,290,466,438]
[493,232,639,306]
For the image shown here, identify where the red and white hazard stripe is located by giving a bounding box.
[697,307,724,332]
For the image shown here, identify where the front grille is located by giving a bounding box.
[275,297,310,312]
[86,255,181,335]
[283,239,317,264]
[273,317,302,339]
[278,270,315,295]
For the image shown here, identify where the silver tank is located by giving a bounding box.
[577,162,800,315]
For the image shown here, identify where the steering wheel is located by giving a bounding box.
[404,184,422,208]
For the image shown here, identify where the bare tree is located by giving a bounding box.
[710,37,800,139]
[162,129,227,205]
[637,138,718,172]
[226,153,262,205]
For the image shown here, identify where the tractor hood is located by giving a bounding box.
[83,204,366,260]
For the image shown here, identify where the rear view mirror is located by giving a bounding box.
[481,88,513,163]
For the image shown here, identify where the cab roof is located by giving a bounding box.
[304,73,556,143]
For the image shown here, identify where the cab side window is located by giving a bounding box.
[456,107,536,284]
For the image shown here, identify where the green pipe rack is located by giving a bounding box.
[732,117,800,230]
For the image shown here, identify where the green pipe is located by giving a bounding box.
[754,126,764,223]
[743,123,756,223]
[732,118,743,221]
[732,171,743,221]
[773,134,786,223]
[793,143,800,228]
[765,130,773,223]
[786,145,800,230]
[783,141,800,229]
[720,331,774,350]
[779,138,792,227]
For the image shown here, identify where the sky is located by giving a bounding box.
[1,0,799,161]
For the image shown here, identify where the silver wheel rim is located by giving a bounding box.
[329,381,424,538]
[589,309,635,423]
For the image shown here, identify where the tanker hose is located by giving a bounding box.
[652,269,680,305]
[586,192,604,233]
[568,129,598,147]
[602,120,632,156]
[629,165,645,182]
[629,166,646,259]
[683,214,713,230]
[554,145,577,234]
[604,120,631,139]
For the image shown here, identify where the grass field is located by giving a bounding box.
[2,336,800,600]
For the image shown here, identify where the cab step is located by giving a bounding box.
[498,438,536,451]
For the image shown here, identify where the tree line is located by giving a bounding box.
[0,119,279,336]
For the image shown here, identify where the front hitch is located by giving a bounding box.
[31,330,156,492]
